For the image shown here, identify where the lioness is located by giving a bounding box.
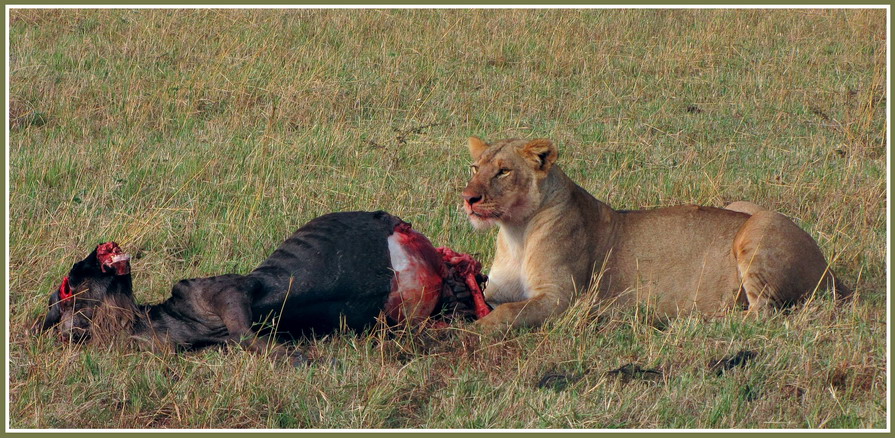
[461,136,850,330]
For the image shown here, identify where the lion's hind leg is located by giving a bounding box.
[732,209,849,311]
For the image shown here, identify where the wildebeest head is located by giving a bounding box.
[41,242,136,343]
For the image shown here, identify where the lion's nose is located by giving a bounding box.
[463,191,482,206]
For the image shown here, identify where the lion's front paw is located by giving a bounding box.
[473,306,512,334]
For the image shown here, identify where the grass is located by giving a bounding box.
[7,8,887,429]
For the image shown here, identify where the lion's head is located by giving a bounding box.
[461,137,558,229]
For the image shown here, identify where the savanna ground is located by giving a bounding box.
[6,8,888,429]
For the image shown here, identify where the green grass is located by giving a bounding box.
[8,9,887,429]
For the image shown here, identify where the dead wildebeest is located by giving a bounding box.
[40,211,490,365]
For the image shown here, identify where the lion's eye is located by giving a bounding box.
[496,168,511,177]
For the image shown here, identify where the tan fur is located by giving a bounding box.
[461,137,851,331]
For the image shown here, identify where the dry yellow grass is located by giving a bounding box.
[8,8,887,429]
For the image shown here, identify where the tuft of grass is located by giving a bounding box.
[8,9,886,429]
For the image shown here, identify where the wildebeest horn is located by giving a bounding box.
[40,289,64,331]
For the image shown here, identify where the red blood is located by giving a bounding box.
[96,242,131,275]
[384,220,491,325]
[58,276,72,300]
[436,247,491,319]
[384,222,446,323]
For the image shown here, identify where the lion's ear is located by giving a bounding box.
[468,136,488,160]
[520,139,558,172]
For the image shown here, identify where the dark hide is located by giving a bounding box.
[41,211,488,363]
[41,246,136,343]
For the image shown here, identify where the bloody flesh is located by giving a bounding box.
[57,276,72,300]
[384,222,491,324]
[436,247,491,319]
[96,242,131,275]
[246,211,488,334]
[384,222,446,323]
